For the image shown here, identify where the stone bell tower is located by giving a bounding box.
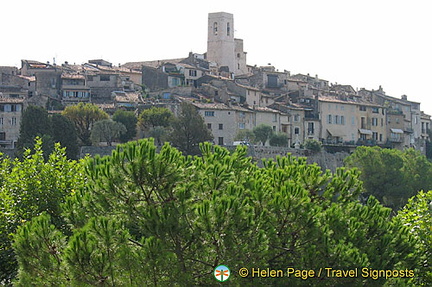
[207,12,236,74]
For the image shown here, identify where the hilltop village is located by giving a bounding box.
[0,12,430,154]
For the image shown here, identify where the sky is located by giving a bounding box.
[2,0,432,114]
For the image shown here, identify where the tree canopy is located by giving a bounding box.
[112,109,137,143]
[90,119,126,146]
[17,106,79,159]
[253,124,273,145]
[169,102,213,155]
[269,132,288,147]
[138,107,173,129]
[344,146,432,211]
[8,139,423,286]
[0,138,85,284]
[62,103,109,146]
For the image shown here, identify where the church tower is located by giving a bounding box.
[207,12,236,75]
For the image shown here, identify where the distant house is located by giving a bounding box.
[0,91,25,148]
[61,73,90,104]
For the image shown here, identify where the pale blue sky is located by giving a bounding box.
[2,0,431,113]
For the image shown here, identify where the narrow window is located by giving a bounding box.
[227,22,230,36]
[213,22,218,35]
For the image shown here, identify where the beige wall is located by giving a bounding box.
[0,101,23,148]
[319,100,358,143]
[197,106,254,145]
[207,12,236,73]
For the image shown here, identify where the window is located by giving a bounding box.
[189,70,197,77]
[0,132,5,141]
[294,114,299,122]
[218,123,223,130]
[361,117,366,129]
[359,106,367,111]
[239,112,245,118]
[351,116,355,125]
[328,114,332,124]
[207,123,212,129]
[381,118,383,127]
[372,107,379,113]
[213,22,218,35]
[372,118,378,126]
[379,134,383,141]
[294,127,300,134]
[4,105,11,112]
[372,132,378,141]
[227,22,230,36]
[267,75,278,88]
[341,116,345,125]
[11,117,17,126]
[307,122,314,134]
[218,137,223,145]
[0,118,3,125]
[100,75,110,81]
[204,111,215,117]
[239,123,245,129]
[335,115,339,124]
[340,105,345,111]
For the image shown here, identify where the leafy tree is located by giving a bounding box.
[344,146,432,211]
[397,190,432,286]
[138,107,174,146]
[253,124,273,145]
[90,119,126,146]
[50,113,79,159]
[138,107,173,129]
[112,109,137,143]
[0,138,85,284]
[235,129,256,144]
[169,102,213,155]
[62,103,109,146]
[304,139,322,152]
[17,105,52,155]
[12,140,420,286]
[269,132,288,147]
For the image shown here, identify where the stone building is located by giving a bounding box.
[0,92,25,148]
[193,102,253,145]
[206,12,247,76]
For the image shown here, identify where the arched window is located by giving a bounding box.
[213,22,218,35]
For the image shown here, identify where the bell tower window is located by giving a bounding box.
[214,22,218,35]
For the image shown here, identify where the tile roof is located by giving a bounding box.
[318,96,383,107]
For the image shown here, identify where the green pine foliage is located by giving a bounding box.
[0,138,85,284]
[344,146,432,212]
[8,139,425,286]
[397,190,432,286]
